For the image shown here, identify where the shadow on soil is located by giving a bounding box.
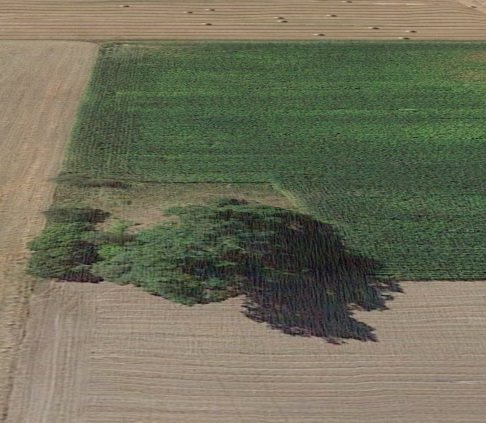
[240,213,402,343]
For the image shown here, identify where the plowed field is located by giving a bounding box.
[7,281,486,423]
[0,41,97,419]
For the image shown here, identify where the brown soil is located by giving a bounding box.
[7,280,486,423]
[0,41,98,421]
[457,0,486,13]
[0,0,485,40]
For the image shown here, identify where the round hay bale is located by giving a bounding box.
[205,8,215,11]
[278,19,288,23]
[314,33,325,36]
[202,22,213,26]
[273,16,285,19]
[405,29,417,33]
[368,26,380,29]
[327,14,337,17]
[184,11,193,14]
[398,36,410,40]
[342,0,352,3]
[119,4,130,7]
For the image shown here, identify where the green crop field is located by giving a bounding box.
[64,41,486,280]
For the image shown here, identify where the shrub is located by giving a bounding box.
[93,199,278,304]
[94,222,242,304]
[27,206,109,282]
[28,223,101,281]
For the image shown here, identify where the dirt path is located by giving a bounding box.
[7,280,486,423]
[0,41,98,421]
[0,0,485,40]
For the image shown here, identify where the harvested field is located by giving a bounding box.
[7,280,486,423]
[0,41,97,419]
[0,0,485,40]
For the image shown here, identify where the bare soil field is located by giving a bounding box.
[0,41,97,420]
[7,280,486,423]
[0,0,485,40]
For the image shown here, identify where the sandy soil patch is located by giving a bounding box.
[0,0,485,40]
[7,280,486,423]
[0,41,98,420]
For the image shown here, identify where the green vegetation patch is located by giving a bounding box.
[28,207,109,282]
[65,41,486,279]
[29,200,398,341]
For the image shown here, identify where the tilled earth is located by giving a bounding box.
[6,281,486,423]
[0,41,98,420]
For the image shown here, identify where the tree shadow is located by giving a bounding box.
[239,211,402,343]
